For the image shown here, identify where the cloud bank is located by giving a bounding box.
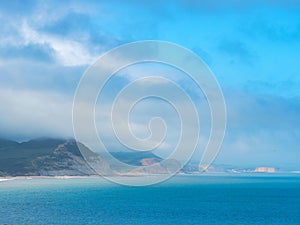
[0,0,299,169]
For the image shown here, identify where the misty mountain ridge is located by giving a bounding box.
[0,138,167,176]
[0,138,287,176]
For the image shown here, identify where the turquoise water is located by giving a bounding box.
[1,175,300,225]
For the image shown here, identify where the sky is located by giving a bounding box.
[0,0,299,169]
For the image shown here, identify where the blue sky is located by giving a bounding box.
[0,0,299,169]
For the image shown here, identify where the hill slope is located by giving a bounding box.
[0,138,99,176]
[0,138,165,176]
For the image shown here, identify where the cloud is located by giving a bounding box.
[214,91,300,169]
[38,11,91,36]
[0,0,113,66]
[0,88,73,141]
[20,22,96,66]
[0,43,54,62]
[226,91,300,131]
[0,60,84,94]
[218,39,256,65]
[0,60,299,168]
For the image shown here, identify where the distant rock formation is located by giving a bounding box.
[254,167,276,173]
[128,159,182,175]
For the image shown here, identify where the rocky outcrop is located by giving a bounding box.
[129,159,182,174]
[30,140,98,176]
[254,167,276,173]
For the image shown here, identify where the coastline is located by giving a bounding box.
[1,172,300,181]
[0,175,100,181]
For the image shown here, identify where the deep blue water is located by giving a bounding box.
[0,175,300,225]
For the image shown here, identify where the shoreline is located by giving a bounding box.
[1,172,300,181]
[0,175,100,180]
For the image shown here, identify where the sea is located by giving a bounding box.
[0,174,300,225]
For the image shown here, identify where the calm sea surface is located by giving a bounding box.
[0,175,300,225]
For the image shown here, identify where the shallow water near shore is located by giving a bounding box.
[1,175,300,225]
